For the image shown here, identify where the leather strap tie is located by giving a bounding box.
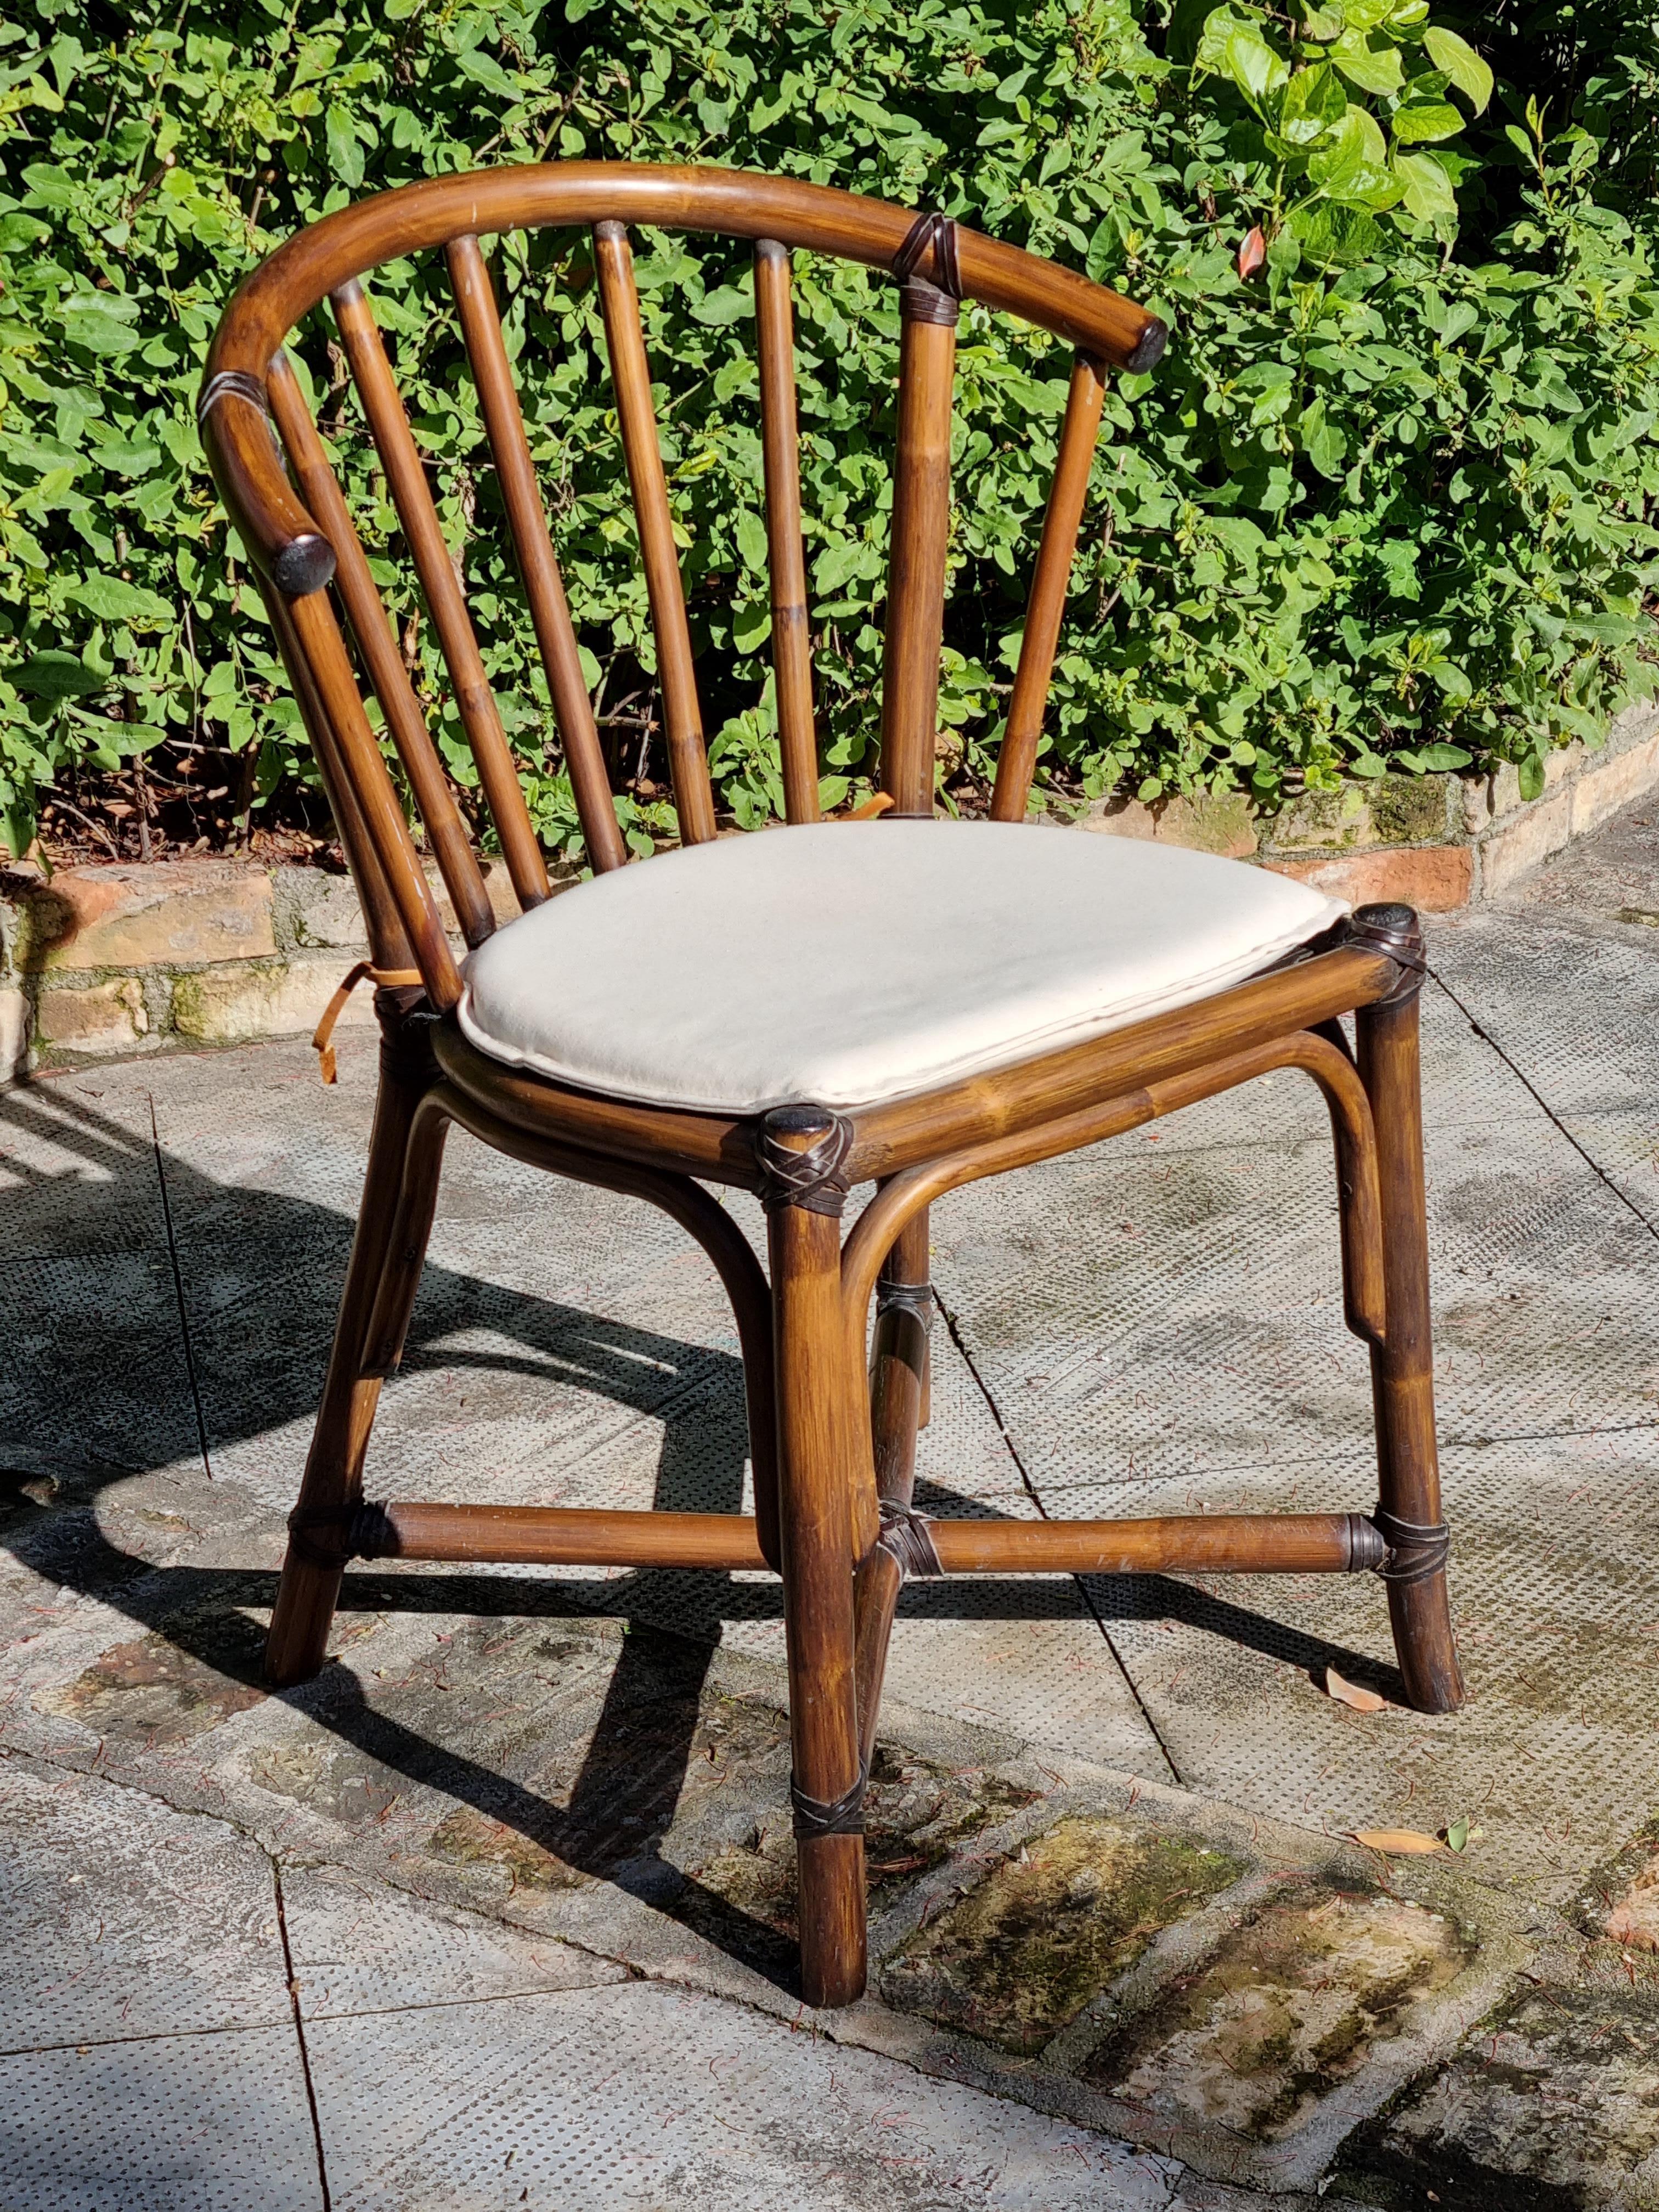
[893,211,961,326]
[876,1500,944,1581]
[755,1107,854,1216]
[1347,903,1427,1006]
[791,1764,868,1839]
[197,369,271,422]
[1371,1504,1451,1585]
[286,1500,398,1570]
[876,1279,935,1327]
[312,960,424,1082]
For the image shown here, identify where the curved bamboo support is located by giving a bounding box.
[842,1028,1387,1379]
[383,1082,782,1565]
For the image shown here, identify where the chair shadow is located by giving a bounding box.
[1,1074,1406,1994]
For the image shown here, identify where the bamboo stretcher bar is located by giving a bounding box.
[317,1502,1386,1575]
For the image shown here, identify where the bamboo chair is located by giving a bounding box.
[200,163,1463,2009]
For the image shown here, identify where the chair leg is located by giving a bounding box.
[762,1109,868,2008]
[869,1207,931,1505]
[1353,909,1465,1716]
[264,996,439,1687]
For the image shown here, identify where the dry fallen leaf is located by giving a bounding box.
[1325,1666,1388,1714]
[1353,1828,1445,1855]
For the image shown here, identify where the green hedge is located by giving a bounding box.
[1,0,1656,863]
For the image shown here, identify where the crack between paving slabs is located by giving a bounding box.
[930,1280,1184,1785]
[148,1090,213,1485]
[273,1853,334,2212]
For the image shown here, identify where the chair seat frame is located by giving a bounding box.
[202,162,1462,2010]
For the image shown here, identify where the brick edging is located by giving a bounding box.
[1082,698,1659,914]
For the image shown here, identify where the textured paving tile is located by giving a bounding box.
[283,1860,626,2016]
[0,1754,291,2049]
[0,1073,201,1482]
[304,1976,1182,2212]
[0,2029,323,2212]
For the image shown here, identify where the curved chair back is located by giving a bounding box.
[200,162,1167,1015]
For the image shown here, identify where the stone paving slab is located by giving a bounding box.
[303,1978,1181,2212]
[0,2028,325,2212]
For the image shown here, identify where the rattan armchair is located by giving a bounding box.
[201,162,1462,2009]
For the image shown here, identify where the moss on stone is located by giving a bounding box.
[882,1816,1246,2055]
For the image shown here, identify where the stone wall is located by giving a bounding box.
[5,697,1657,1081]
[0,852,521,1081]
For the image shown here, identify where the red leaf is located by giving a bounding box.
[1238,225,1266,280]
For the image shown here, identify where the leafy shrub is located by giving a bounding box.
[1,0,1655,864]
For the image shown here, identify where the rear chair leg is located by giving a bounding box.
[264,995,442,1687]
[1352,906,1465,1716]
[854,1207,933,1774]
[760,1108,868,2008]
[868,1208,931,1505]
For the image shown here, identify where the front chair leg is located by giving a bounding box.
[1352,907,1465,1716]
[265,995,440,1687]
[760,1108,869,2008]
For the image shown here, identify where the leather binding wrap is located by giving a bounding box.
[1372,1504,1451,1585]
[1347,902,1427,1006]
[875,1500,944,1581]
[791,1768,868,1839]
[892,211,962,326]
[286,1499,398,1569]
[754,1105,855,1216]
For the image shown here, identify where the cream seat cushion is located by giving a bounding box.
[457,819,1347,1116]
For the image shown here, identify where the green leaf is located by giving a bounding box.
[325,104,364,187]
[1417,741,1472,768]
[1307,104,1397,207]
[1393,148,1458,225]
[1423,25,1492,114]
[1299,398,1348,478]
[65,575,177,627]
[8,651,108,701]
[453,46,522,103]
[1444,1816,1470,1852]
[59,306,144,357]
[20,162,76,208]
[1279,63,1347,146]
[1289,199,1386,263]
[1518,752,1546,803]
[1224,25,1289,107]
[1391,100,1465,146]
[812,538,867,595]
[1330,33,1403,97]
[735,507,769,572]
[691,286,751,326]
